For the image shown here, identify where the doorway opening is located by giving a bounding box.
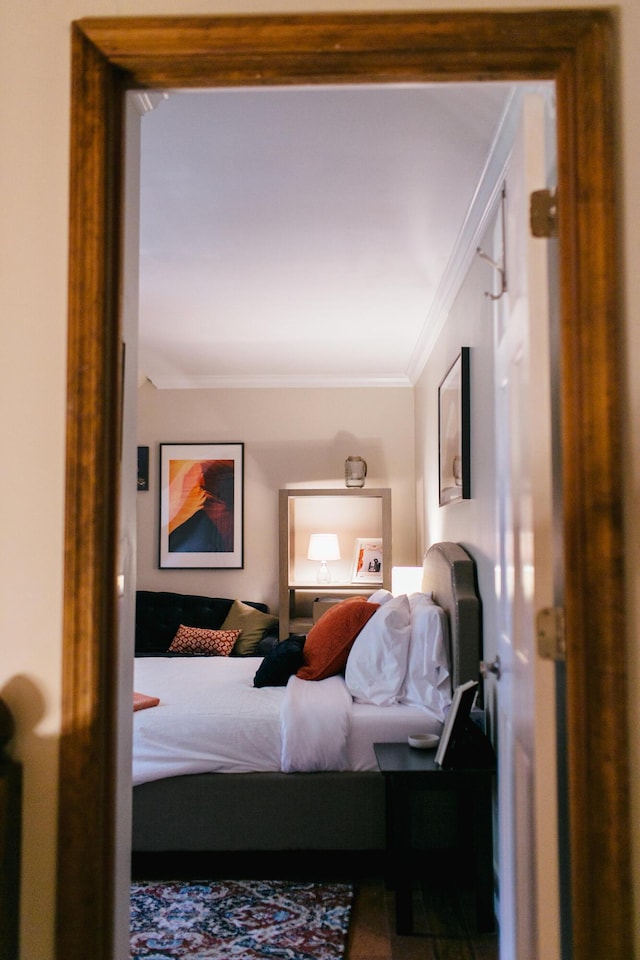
[58,12,631,960]
[128,79,548,960]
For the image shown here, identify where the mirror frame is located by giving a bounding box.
[58,11,631,960]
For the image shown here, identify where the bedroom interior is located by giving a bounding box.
[130,543,495,957]
[55,12,632,960]
[130,542,484,856]
[129,74,504,946]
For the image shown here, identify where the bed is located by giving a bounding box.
[131,541,483,860]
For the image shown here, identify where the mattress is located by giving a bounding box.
[133,656,443,786]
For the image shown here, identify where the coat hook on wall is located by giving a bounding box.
[476,247,507,300]
[477,184,507,301]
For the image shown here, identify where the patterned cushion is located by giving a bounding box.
[167,624,240,656]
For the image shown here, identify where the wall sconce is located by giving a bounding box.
[307,533,341,584]
[391,566,424,596]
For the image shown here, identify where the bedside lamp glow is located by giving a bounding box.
[307,533,341,584]
[391,566,423,596]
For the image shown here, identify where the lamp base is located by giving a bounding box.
[316,560,330,584]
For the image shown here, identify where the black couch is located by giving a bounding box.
[134,590,278,656]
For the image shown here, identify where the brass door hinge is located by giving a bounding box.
[530,188,558,238]
[536,607,566,661]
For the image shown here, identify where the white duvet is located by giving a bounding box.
[280,674,353,773]
[133,655,442,786]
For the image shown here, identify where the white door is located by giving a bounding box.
[493,89,561,960]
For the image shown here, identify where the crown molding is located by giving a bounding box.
[130,91,169,116]
[143,371,413,390]
[406,87,522,384]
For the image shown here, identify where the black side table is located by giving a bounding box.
[374,740,495,935]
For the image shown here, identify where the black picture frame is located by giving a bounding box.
[137,446,149,491]
[438,347,471,505]
[159,442,244,569]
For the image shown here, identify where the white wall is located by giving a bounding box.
[1,2,639,959]
[414,217,500,667]
[137,382,416,612]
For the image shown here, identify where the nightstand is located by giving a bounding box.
[374,740,495,935]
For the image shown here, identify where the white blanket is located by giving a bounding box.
[280,674,353,772]
[132,657,283,785]
[132,656,440,785]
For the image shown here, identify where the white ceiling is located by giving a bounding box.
[137,83,516,389]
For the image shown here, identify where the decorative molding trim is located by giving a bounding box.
[130,90,169,116]
[61,12,629,960]
[145,372,413,389]
[406,87,521,384]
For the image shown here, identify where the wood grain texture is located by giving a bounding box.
[56,24,124,960]
[75,11,606,87]
[58,11,631,960]
[553,15,630,960]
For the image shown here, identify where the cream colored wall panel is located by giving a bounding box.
[136,383,415,613]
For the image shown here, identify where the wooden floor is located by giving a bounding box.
[347,878,498,960]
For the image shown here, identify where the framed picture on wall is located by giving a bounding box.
[159,442,244,569]
[351,538,383,583]
[137,446,149,491]
[438,347,471,506]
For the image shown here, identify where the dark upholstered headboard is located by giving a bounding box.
[421,542,482,692]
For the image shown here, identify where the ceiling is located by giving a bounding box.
[137,83,516,389]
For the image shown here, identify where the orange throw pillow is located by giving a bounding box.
[297,597,380,681]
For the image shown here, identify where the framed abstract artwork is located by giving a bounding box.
[438,348,471,506]
[159,442,244,568]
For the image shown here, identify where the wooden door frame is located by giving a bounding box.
[58,11,631,960]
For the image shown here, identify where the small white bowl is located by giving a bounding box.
[408,733,440,750]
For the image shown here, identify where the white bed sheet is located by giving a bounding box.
[348,701,442,770]
[132,656,443,786]
[133,657,282,785]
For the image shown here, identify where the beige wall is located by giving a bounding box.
[1,2,638,959]
[137,382,416,611]
[414,213,500,666]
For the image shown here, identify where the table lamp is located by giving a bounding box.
[307,533,341,584]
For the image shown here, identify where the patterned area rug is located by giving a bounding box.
[130,878,354,959]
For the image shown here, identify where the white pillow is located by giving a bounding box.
[409,590,433,601]
[345,593,411,705]
[367,589,394,606]
[400,594,452,717]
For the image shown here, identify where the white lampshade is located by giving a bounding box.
[307,533,341,584]
[307,533,341,562]
[391,566,424,596]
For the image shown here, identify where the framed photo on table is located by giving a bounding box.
[159,442,244,569]
[352,538,383,583]
[435,679,479,767]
